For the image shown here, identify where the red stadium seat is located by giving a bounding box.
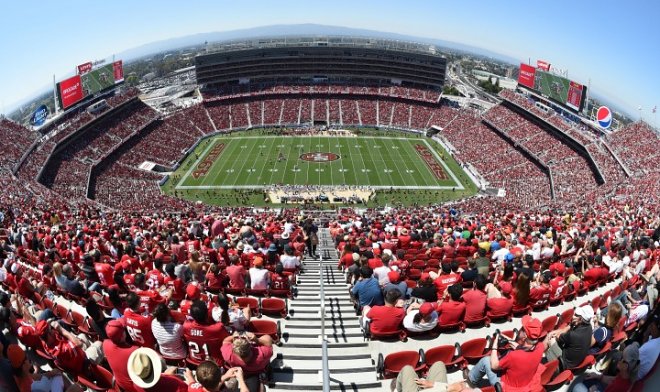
[260,298,287,318]
[76,363,115,392]
[376,350,424,379]
[423,343,464,371]
[460,337,491,365]
[540,360,573,391]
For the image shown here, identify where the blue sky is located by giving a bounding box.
[1,0,658,118]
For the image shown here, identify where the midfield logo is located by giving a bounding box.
[299,152,340,162]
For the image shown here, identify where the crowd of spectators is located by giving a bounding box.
[606,121,660,176]
[202,83,441,104]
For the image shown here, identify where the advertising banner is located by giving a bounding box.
[59,75,84,109]
[113,60,124,83]
[30,105,49,126]
[518,63,536,89]
[536,60,551,71]
[77,62,93,75]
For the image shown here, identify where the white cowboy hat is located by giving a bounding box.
[127,347,163,388]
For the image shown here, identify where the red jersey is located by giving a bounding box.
[549,276,566,300]
[366,305,405,334]
[487,297,513,316]
[433,273,461,297]
[186,240,201,254]
[102,340,144,392]
[182,320,229,365]
[146,269,165,289]
[462,289,487,322]
[437,300,466,325]
[94,263,115,287]
[45,339,86,374]
[499,343,545,389]
[164,276,185,301]
[270,273,290,291]
[226,265,246,289]
[123,309,156,348]
[529,285,551,308]
[135,289,164,314]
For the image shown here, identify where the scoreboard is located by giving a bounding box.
[517,63,587,112]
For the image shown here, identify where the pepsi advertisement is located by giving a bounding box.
[30,105,49,126]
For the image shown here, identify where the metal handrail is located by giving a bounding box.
[319,243,330,391]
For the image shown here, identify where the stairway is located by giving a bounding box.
[268,228,382,391]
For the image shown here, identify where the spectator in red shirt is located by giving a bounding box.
[133,273,165,314]
[467,315,545,390]
[363,290,405,335]
[226,255,247,290]
[124,292,157,349]
[529,272,552,309]
[183,300,229,365]
[164,263,184,301]
[436,284,466,326]
[397,228,412,249]
[205,264,226,293]
[462,275,487,323]
[103,318,144,392]
[487,284,514,319]
[221,332,273,392]
[433,262,462,298]
[549,269,566,302]
[146,258,165,289]
[42,320,101,375]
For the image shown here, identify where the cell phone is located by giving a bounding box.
[175,367,186,376]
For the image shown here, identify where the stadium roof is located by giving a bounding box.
[204,35,445,58]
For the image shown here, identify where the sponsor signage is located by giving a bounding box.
[113,60,124,83]
[596,106,613,129]
[518,63,536,89]
[77,61,93,75]
[30,105,49,126]
[58,75,84,109]
[566,81,584,111]
[537,60,551,71]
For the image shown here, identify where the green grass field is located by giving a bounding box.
[162,130,477,206]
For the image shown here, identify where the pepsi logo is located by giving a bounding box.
[597,106,612,129]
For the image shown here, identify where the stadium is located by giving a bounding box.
[0,31,659,392]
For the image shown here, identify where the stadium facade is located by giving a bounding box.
[195,36,447,90]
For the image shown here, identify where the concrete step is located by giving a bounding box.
[268,369,379,389]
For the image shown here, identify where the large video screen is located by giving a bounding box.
[81,63,115,97]
[57,61,124,110]
[517,64,587,112]
[533,69,586,111]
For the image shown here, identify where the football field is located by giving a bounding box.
[172,135,465,190]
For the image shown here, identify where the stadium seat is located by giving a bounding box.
[422,343,464,372]
[460,337,491,365]
[540,360,573,391]
[364,320,407,342]
[557,308,575,329]
[236,296,260,317]
[376,350,424,379]
[247,319,281,344]
[567,355,595,375]
[539,315,559,340]
[76,363,115,392]
[260,298,288,318]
